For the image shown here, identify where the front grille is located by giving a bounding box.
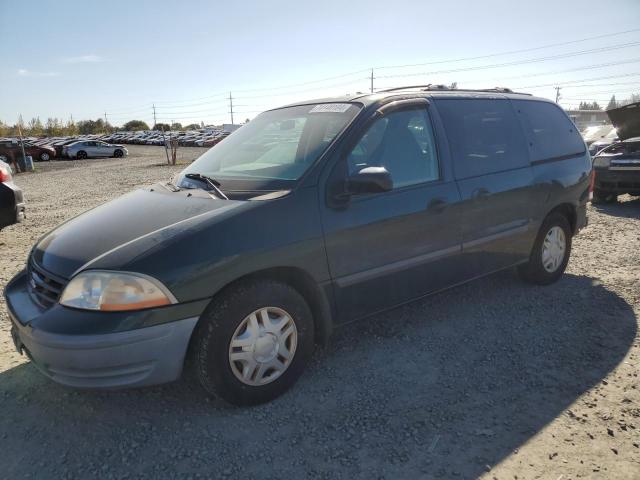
[27,260,67,309]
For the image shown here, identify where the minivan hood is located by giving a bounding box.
[606,102,640,140]
[32,187,243,279]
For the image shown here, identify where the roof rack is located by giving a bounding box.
[376,85,531,95]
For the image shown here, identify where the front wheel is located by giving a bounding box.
[189,279,314,406]
[113,149,123,158]
[39,152,50,161]
[518,212,572,285]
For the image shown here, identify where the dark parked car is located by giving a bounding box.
[5,87,591,405]
[0,140,56,161]
[592,102,640,202]
[0,161,25,229]
[592,137,640,202]
[52,139,83,158]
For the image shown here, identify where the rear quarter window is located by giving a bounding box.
[435,98,528,179]
[512,100,585,162]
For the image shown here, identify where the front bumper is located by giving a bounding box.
[10,315,197,388]
[594,167,640,193]
[5,270,207,388]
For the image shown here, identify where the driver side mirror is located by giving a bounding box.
[327,166,393,210]
[347,166,393,195]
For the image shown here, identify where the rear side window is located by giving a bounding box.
[435,99,528,179]
[513,100,585,162]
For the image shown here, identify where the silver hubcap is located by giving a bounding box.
[41,153,49,160]
[542,226,566,273]
[228,307,297,386]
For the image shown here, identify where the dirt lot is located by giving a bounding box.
[0,145,638,479]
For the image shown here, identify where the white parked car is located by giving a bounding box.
[63,141,128,159]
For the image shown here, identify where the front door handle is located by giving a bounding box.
[471,188,490,200]
[428,198,448,213]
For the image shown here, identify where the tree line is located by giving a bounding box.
[0,117,207,137]
[578,93,640,111]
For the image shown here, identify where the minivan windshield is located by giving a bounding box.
[179,103,361,191]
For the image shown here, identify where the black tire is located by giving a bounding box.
[592,189,617,203]
[518,212,572,285]
[113,149,123,158]
[189,279,314,406]
[76,150,87,160]
[39,152,51,161]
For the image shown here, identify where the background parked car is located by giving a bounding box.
[592,101,640,203]
[52,139,83,158]
[64,140,128,159]
[0,140,56,161]
[0,161,25,230]
[592,137,640,202]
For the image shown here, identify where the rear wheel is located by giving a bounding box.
[76,150,87,160]
[189,279,314,406]
[518,212,572,285]
[113,149,123,158]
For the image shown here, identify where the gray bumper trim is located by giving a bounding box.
[12,317,199,388]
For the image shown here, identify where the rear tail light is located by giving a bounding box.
[0,164,12,182]
[588,169,595,202]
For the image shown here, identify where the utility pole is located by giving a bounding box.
[104,112,108,133]
[229,92,234,125]
[370,69,374,93]
[152,103,157,130]
[17,114,27,171]
[161,125,170,164]
[555,86,562,103]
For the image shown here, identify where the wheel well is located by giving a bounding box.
[547,203,577,233]
[207,267,334,347]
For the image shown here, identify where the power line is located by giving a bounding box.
[373,28,640,71]
[557,82,640,88]
[375,42,640,80]
[154,107,230,115]
[154,98,229,110]
[153,92,229,105]
[95,28,640,116]
[372,61,640,93]
[499,58,640,80]
[517,73,640,88]
[559,88,639,95]
[232,78,366,100]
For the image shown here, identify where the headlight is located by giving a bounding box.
[60,271,177,311]
[592,156,611,168]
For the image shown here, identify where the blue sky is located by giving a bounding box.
[1,0,639,126]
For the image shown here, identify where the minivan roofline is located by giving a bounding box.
[268,89,551,113]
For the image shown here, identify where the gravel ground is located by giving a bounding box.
[0,145,638,479]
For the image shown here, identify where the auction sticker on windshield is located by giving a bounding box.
[309,103,352,113]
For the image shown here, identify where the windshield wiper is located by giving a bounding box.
[184,173,228,200]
